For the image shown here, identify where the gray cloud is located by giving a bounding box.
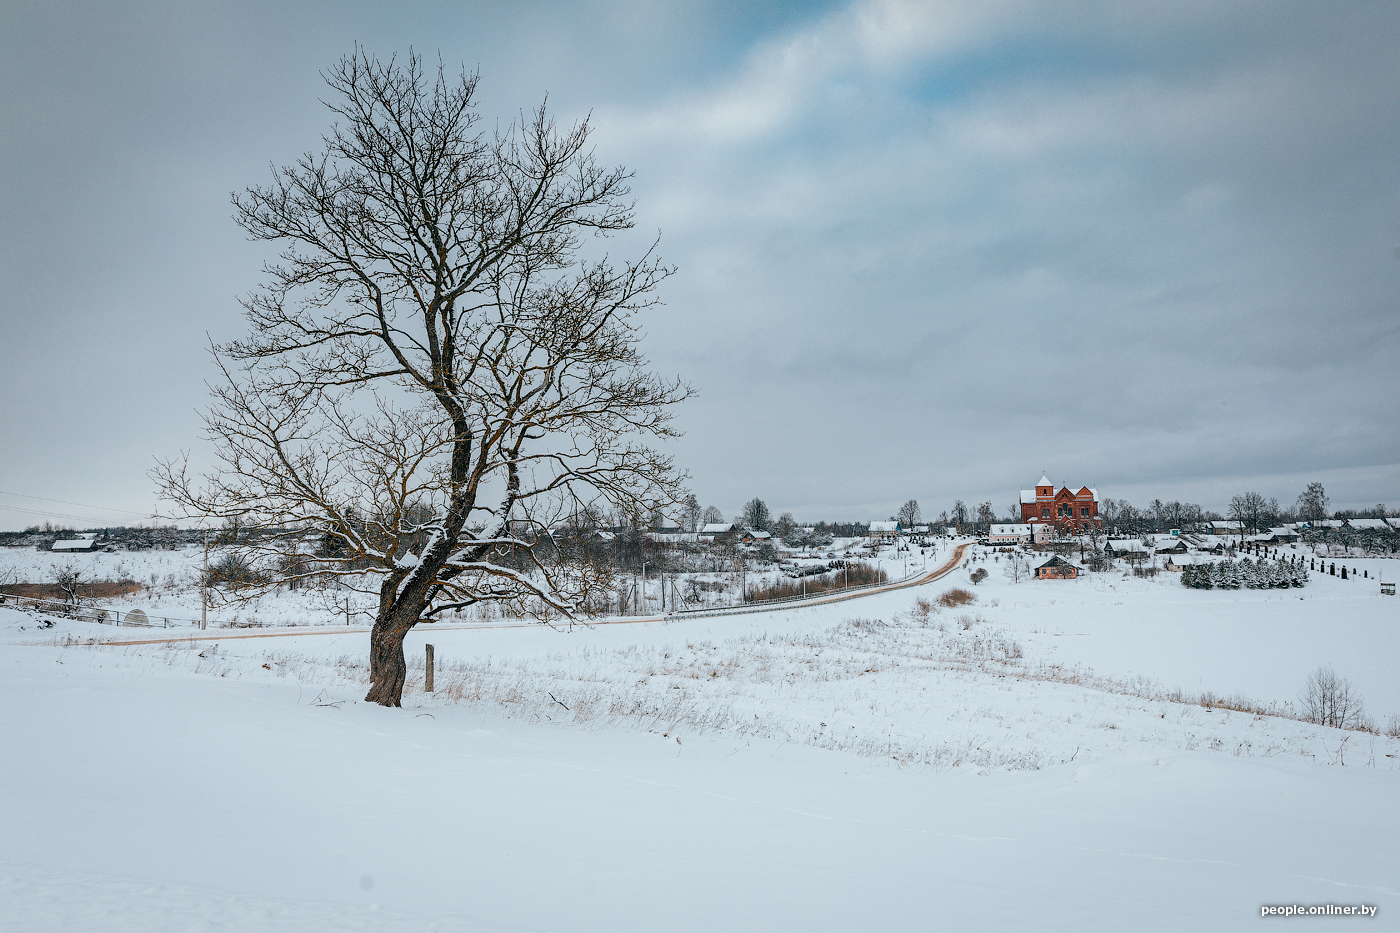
[2,1,1397,529]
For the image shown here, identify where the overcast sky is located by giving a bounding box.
[2,0,1397,530]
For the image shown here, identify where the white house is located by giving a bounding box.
[867,521,900,539]
[987,524,1031,545]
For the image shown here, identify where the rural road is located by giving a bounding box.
[91,542,975,647]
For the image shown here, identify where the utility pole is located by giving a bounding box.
[201,529,208,631]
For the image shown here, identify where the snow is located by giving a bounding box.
[2,541,1399,929]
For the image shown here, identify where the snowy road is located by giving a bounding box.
[89,543,974,648]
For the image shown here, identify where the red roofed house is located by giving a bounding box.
[1019,476,1101,534]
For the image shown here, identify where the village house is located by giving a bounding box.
[51,537,101,553]
[1034,555,1080,579]
[867,521,900,541]
[987,524,1031,545]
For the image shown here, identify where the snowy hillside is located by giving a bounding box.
[2,544,1398,930]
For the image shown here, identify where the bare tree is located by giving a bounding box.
[679,493,702,533]
[51,564,82,608]
[700,505,723,527]
[741,498,771,532]
[975,501,995,533]
[1297,482,1329,524]
[1228,492,1270,535]
[896,499,921,528]
[1299,665,1366,729]
[950,500,969,531]
[1002,556,1030,583]
[155,50,690,706]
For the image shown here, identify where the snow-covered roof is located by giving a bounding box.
[51,539,99,551]
[868,521,899,533]
[1210,521,1242,530]
[1019,489,1036,504]
[1038,475,1051,486]
[700,523,733,534]
[747,530,771,540]
[1346,518,1391,530]
[1036,555,1078,569]
[1105,539,1149,553]
[989,524,1030,535]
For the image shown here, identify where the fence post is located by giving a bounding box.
[425,644,434,693]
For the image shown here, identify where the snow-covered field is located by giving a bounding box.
[2,544,1398,930]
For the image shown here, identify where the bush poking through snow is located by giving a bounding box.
[969,568,988,585]
[937,588,976,609]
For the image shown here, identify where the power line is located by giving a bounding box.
[0,504,122,523]
[0,490,151,518]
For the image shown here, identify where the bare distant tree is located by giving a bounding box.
[155,50,690,707]
[1299,665,1366,729]
[1297,482,1329,524]
[1228,492,1270,535]
[975,501,995,533]
[950,500,969,530]
[51,564,82,607]
[700,505,723,527]
[1005,502,1021,522]
[896,499,921,528]
[774,511,798,540]
[1002,557,1030,583]
[679,494,703,533]
[741,498,772,532]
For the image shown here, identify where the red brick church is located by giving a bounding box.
[1020,476,1101,532]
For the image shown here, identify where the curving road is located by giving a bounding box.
[97,541,974,647]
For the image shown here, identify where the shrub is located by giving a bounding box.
[969,568,988,585]
[205,552,271,589]
[1298,665,1366,729]
[936,588,975,608]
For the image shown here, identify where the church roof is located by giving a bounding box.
[1038,474,1051,486]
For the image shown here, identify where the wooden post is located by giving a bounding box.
[425,644,435,693]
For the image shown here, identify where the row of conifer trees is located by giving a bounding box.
[1181,557,1308,589]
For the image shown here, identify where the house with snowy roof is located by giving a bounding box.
[1034,555,1080,579]
[51,538,101,553]
[988,524,1031,545]
[867,521,900,540]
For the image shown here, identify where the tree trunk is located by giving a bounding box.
[365,613,417,707]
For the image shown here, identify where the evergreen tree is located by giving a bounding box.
[1224,559,1244,589]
